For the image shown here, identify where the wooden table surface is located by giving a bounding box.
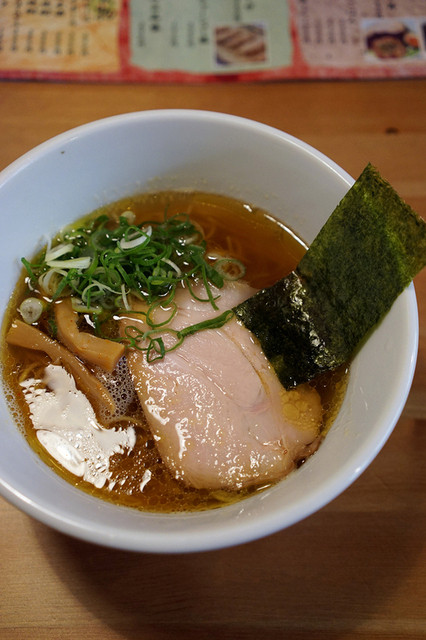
[0,79,425,640]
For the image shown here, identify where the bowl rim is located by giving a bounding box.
[0,108,356,187]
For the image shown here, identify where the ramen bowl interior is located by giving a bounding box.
[0,110,418,553]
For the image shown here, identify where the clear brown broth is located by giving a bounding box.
[2,191,348,512]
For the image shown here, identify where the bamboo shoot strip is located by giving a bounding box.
[233,164,426,389]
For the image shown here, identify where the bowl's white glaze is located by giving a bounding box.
[0,110,418,553]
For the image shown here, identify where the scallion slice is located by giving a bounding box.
[21,208,246,362]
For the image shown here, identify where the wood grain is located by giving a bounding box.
[0,79,425,640]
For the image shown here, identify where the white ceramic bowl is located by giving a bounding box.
[0,110,418,553]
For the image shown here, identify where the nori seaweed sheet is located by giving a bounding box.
[233,164,426,389]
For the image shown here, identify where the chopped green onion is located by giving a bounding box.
[21,208,245,362]
[19,297,45,324]
[145,297,178,329]
[46,256,92,270]
[71,297,103,315]
[38,268,67,296]
[161,257,182,276]
[45,243,74,262]
[21,258,39,285]
[121,309,235,361]
[119,230,151,251]
[121,284,130,311]
[178,309,235,339]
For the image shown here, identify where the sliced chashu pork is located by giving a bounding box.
[122,281,322,491]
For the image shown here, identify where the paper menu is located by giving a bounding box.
[1,0,425,82]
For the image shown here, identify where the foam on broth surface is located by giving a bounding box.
[1,191,348,512]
